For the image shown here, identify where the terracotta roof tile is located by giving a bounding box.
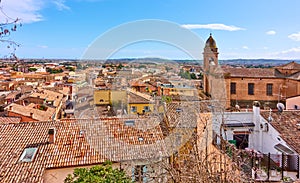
[30,89,63,107]
[275,61,300,70]
[128,92,151,104]
[0,117,21,124]
[0,117,167,182]
[223,68,283,78]
[164,102,198,128]
[6,103,56,121]
[261,111,300,154]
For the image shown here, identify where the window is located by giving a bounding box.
[132,165,147,183]
[230,82,236,94]
[143,106,150,112]
[19,147,38,162]
[130,106,137,113]
[176,108,182,112]
[248,83,254,95]
[266,84,273,96]
[233,134,249,149]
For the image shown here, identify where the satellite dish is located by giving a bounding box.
[277,103,285,113]
[235,104,240,111]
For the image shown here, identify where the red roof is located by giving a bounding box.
[0,117,167,182]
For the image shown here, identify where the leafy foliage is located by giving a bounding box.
[162,96,172,103]
[64,161,132,183]
[190,73,197,79]
[65,66,75,72]
[28,67,37,72]
[46,68,63,74]
[178,69,202,80]
[117,63,124,70]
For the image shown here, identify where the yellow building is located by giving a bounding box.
[127,92,154,115]
[94,90,127,105]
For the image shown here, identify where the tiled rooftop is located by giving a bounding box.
[223,68,282,78]
[261,111,300,154]
[0,117,167,182]
[0,116,21,124]
[164,102,198,128]
[30,89,63,107]
[275,61,300,70]
[128,91,152,104]
[288,71,300,80]
[6,103,56,121]
[130,80,147,87]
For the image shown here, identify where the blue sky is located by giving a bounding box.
[1,0,300,60]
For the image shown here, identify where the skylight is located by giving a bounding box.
[176,108,182,112]
[19,147,38,162]
[124,120,135,126]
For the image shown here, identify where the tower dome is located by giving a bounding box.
[205,33,217,48]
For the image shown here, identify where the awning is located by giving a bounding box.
[224,122,255,128]
[274,143,294,154]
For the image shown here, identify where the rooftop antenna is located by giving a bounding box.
[268,108,273,122]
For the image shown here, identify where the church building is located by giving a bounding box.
[203,34,300,109]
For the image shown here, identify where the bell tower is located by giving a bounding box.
[203,34,219,94]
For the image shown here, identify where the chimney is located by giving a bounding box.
[253,101,261,130]
[48,128,56,144]
[253,101,260,115]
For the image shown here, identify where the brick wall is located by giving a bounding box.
[226,77,299,108]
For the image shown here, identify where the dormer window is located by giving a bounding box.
[19,147,38,162]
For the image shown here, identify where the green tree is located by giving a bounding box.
[162,96,172,103]
[66,66,75,72]
[46,68,63,74]
[28,67,37,72]
[117,63,124,70]
[64,161,132,183]
[190,73,197,79]
[178,69,192,79]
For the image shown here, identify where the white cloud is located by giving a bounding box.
[242,46,249,49]
[53,0,70,11]
[274,47,300,59]
[280,47,300,54]
[288,32,300,41]
[181,23,245,31]
[0,0,44,23]
[266,30,276,35]
[0,0,70,24]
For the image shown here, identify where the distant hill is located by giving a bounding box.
[18,58,300,67]
[219,59,300,67]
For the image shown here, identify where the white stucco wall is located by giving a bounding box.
[213,112,255,148]
[260,117,296,155]
[212,110,296,156]
[286,96,300,110]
